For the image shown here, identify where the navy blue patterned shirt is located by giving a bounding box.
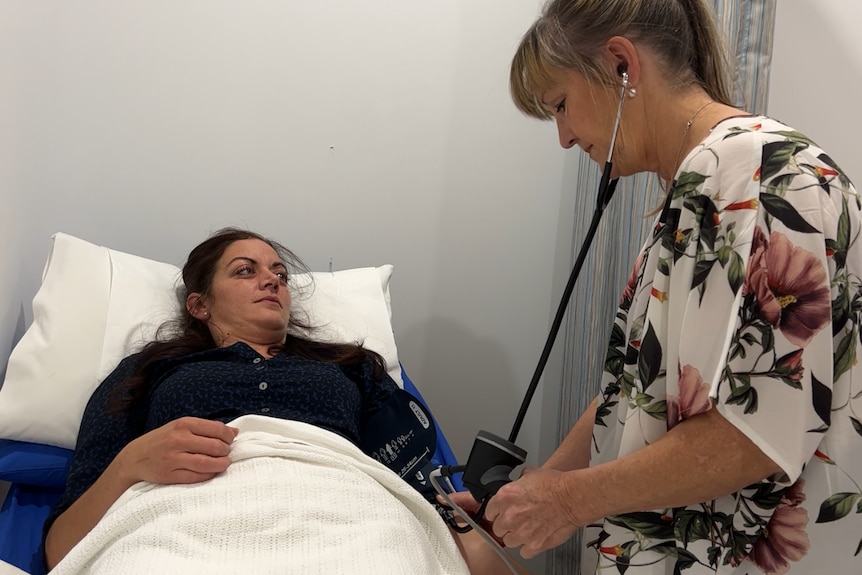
[44,342,398,537]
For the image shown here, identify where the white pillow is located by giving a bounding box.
[0,233,401,450]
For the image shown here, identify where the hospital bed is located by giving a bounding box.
[0,233,465,575]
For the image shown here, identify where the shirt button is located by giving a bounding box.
[259,381,268,390]
[253,358,262,364]
[261,407,271,413]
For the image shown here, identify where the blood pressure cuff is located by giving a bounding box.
[361,388,440,503]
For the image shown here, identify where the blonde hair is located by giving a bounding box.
[510,0,734,119]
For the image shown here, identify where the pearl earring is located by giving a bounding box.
[627,87,637,98]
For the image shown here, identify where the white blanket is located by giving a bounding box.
[51,415,470,575]
[0,560,27,575]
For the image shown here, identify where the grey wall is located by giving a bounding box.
[0,132,25,384]
[768,0,862,168]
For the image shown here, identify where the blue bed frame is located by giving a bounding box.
[0,367,463,575]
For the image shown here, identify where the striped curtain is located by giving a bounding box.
[549,1,777,573]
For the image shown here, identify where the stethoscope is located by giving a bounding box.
[430,71,631,571]
[507,69,628,447]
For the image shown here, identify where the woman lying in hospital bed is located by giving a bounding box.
[21,228,526,575]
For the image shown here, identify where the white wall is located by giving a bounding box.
[0,0,571,526]
[768,0,862,172]
[0,161,25,384]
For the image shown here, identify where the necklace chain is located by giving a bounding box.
[668,100,714,189]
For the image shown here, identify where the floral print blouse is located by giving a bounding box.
[584,116,862,574]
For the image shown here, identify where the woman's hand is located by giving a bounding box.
[117,416,239,485]
[484,466,592,559]
[480,409,783,560]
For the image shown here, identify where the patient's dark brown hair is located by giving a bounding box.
[111,227,385,412]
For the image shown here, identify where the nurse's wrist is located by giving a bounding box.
[559,468,607,527]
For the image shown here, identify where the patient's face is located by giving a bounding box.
[203,239,292,345]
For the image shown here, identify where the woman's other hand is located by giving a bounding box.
[117,416,239,485]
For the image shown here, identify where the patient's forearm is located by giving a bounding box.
[543,396,596,472]
[44,455,137,570]
[452,527,532,574]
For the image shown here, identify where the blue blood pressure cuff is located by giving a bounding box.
[361,388,439,503]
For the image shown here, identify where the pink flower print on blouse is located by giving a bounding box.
[667,364,712,429]
[748,480,811,574]
[775,349,805,387]
[744,228,831,347]
[621,252,644,306]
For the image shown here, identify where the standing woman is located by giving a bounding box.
[459,0,862,573]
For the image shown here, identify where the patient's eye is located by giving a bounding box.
[236,265,254,276]
[275,271,288,284]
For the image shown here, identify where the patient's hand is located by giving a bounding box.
[117,416,238,485]
[446,491,481,514]
[445,493,533,574]
[443,492,504,546]
[46,417,239,569]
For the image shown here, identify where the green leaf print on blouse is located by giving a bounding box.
[815,491,861,524]
[758,194,819,234]
[760,140,809,183]
[595,480,802,573]
[812,449,862,558]
[816,153,856,196]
